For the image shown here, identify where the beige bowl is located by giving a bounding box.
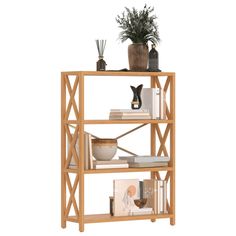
[92,138,117,161]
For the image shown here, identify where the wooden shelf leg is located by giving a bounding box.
[61,171,67,228]
[61,220,66,229]
[79,223,84,232]
[170,217,175,225]
[61,72,67,229]
[78,73,85,233]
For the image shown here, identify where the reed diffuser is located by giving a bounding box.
[96,39,107,71]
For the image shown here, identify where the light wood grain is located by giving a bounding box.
[64,167,173,174]
[61,71,176,231]
[62,71,175,77]
[169,74,176,225]
[65,173,79,219]
[78,73,85,232]
[67,213,174,224]
[65,75,79,121]
[65,119,173,124]
[61,72,66,228]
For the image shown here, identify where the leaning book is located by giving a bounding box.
[113,179,139,216]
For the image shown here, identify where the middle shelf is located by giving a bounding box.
[64,166,173,174]
[65,119,174,125]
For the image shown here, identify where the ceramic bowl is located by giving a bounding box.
[92,138,117,161]
[134,198,147,208]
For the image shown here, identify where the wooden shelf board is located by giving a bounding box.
[62,71,175,77]
[65,119,174,125]
[64,167,173,174]
[67,213,173,224]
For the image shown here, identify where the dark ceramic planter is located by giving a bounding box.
[128,43,148,71]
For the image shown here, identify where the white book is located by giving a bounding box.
[157,180,168,214]
[141,88,166,119]
[84,133,89,170]
[160,89,167,120]
[141,88,160,119]
[157,180,163,214]
[88,133,93,169]
[128,208,154,216]
[163,180,168,214]
[94,163,129,169]
[119,155,170,163]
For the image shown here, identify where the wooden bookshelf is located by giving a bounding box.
[61,71,175,232]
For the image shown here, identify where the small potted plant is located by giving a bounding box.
[116,5,160,71]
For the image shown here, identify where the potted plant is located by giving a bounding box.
[116,5,160,71]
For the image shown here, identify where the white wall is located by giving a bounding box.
[0,0,236,235]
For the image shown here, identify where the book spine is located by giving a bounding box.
[154,89,160,119]
[93,160,128,165]
[129,211,153,216]
[160,89,167,119]
[88,133,93,169]
[109,197,114,216]
[84,133,88,170]
[139,181,143,199]
[163,180,168,213]
[157,180,167,214]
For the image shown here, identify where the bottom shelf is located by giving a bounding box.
[67,213,174,224]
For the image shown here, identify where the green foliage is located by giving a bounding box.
[116,4,160,45]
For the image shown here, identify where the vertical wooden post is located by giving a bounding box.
[61,72,67,228]
[78,73,85,232]
[150,76,157,159]
[150,76,156,222]
[169,74,176,225]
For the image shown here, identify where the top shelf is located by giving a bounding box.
[61,71,175,77]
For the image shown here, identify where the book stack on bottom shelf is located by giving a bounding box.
[110,179,168,217]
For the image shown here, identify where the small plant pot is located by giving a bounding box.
[128,43,148,71]
[92,138,117,161]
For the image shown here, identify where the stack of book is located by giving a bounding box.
[119,155,170,168]
[93,159,129,169]
[109,109,151,120]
